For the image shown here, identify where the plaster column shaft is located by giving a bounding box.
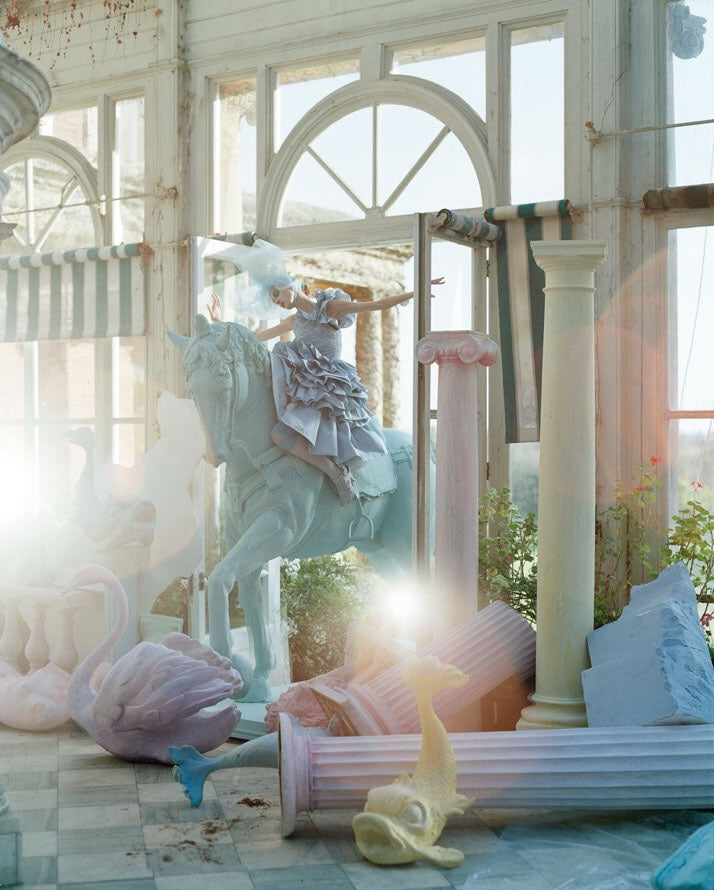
[279,716,714,835]
[416,331,499,634]
[518,241,607,730]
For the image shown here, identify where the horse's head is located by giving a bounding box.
[168,315,270,467]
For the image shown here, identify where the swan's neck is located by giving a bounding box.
[71,568,128,689]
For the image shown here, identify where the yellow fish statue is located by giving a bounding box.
[352,654,474,867]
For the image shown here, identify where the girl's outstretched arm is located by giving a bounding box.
[255,314,296,341]
[326,277,445,318]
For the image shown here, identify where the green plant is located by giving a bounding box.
[593,457,662,627]
[280,552,376,681]
[478,486,538,624]
[478,463,714,643]
[658,480,714,647]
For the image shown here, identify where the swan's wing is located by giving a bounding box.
[159,633,240,685]
[90,642,239,732]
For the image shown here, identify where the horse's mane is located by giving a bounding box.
[184,321,271,381]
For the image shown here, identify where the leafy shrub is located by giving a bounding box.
[479,466,714,643]
[478,487,538,624]
[280,552,377,680]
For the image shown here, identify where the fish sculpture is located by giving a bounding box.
[352,654,474,867]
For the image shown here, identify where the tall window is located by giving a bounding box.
[213,78,257,234]
[0,96,148,523]
[667,0,713,186]
[510,23,565,204]
[668,224,714,510]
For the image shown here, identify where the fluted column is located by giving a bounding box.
[278,716,714,836]
[518,241,607,730]
[416,331,499,633]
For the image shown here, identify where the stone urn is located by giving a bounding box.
[0,34,51,240]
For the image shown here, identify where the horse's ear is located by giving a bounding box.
[195,314,212,337]
[216,325,231,352]
[167,329,190,353]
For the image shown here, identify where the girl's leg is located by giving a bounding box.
[271,422,355,505]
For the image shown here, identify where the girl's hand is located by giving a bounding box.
[431,277,445,286]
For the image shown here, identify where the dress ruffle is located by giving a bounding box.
[271,339,387,465]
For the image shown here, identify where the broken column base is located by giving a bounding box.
[313,601,536,735]
[278,714,714,836]
[0,807,22,887]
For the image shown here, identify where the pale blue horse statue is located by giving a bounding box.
[169,315,428,701]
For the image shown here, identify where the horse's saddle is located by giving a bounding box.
[352,449,398,499]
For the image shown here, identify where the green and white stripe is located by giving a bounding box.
[0,242,147,342]
[485,200,573,444]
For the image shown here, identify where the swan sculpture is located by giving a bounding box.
[0,652,72,730]
[63,563,243,763]
[352,654,473,868]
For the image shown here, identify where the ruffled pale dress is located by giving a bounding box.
[270,288,387,467]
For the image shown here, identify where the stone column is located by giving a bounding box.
[518,241,607,730]
[278,716,714,836]
[416,331,499,634]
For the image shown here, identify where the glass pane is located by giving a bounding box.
[670,418,714,510]
[215,79,257,233]
[377,104,444,206]
[510,24,565,204]
[37,424,78,517]
[113,421,145,467]
[39,105,99,166]
[670,226,714,410]
[0,425,33,525]
[2,157,96,253]
[37,340,95,420]
[0,342,26,419]
[310,107,373,209]
[113,336,146,418]
[280,153,364,225]
[392,38,486,119]
[385,131,482,216]
[397,242,478,428]
[114,96,145,242]
[667,0,714,185]
[276,59,359,148]
[509,442,540,517]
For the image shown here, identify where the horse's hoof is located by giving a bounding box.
[230,654,254,698]
[237,676,273,703]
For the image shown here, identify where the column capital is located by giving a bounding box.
[530,240,608,275]
[417,329,499,367]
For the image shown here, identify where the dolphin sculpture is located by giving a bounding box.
[352,654,474,867]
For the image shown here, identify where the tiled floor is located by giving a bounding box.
[1,722,711,890]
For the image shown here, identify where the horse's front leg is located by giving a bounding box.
[236,567,274,703]
[206,510,294,701]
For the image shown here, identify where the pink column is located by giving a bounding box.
[416,331,499,634]
[278,715,714,836]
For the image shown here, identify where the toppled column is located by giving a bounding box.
[278,715,714,836]
[312,600,535,735]
[582,562,714,726]
[416,331,499,634]
[518,241,607,730]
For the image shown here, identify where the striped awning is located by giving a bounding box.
[0,242,149,342]
[485,200,574,444]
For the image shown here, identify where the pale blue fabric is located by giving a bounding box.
[270,288,387,466]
